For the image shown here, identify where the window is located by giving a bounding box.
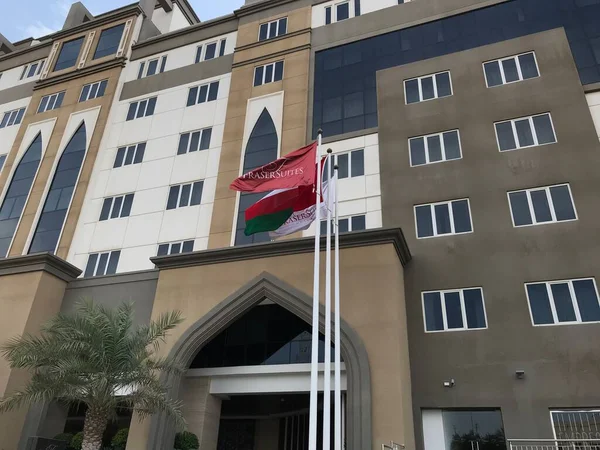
[79,80,108,102]
[320,214,366,235]
[186,82,219,107]
[38,91,65,113]
[415,199,473,238]
[93,23,125,59]
[0,134,42,258]
[99,194,134,221]
[84,250,121,277]
[19,59,45,80]
[177,128,212,155]
[0,108,26,129]
[494,113,556,151]
[259,18,288,41]
[0,155,5,172]
[54,36,85,71]
[422,288,487,332]
[137,55,168,79]
[114,142,145,168]
[126,97,157,121]
[508,183,576,227]
[551,410,600,440]
[323,149,365,179]
[325,2,350,25]
[254,61,284,87]
[409,130,461,166]
[157,240,194,256]
[405,71,452,104]
[526,278,600,325]
[166,181,203,210]
[484,52,540,87]
[194,39,227,63]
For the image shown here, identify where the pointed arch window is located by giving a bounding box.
[235,108,279,246]
[0,133,43,258]
[29,123,86,254]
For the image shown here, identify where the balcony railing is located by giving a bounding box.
[508,439,600,450]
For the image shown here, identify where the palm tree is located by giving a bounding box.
[0,300,186,450]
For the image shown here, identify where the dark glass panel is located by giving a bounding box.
[495,121,517,151]
[106,251,120,275]
[435,72,452,96]
[177,133,190,155]
[96,252,109,276]
[84,253,98,277]
[484,60,503,86]
[464,288,486,329]
[502,57,520,82]
[532,114,556,144]
[452,200,472,233]
[191,182,203,206]
[205,43,216,60]
[0,133,42,257]
[160,55,167,72]
[171,242,181,254]
[114,147,126,168]
[54,37,84,71]
[325,6,332,25]
[179,184,191,207]
[351,215,366,231]
[509,191,532,226]
[38,96,49,113]
[146,59,158,76]
[527,283,554,324]
[89,83,99,100]
[351,150,364,176]
[405,79,420,103]
[551,283,577,322]
[519,52,539,78]
[515,118,534,146]
[259,23,268,41]
[126,103,136,121]
[445,292,464,329]
[99,198,112,221]
[93,23,125,59]
[208,82,219,101]
[443,131,461,160]
[200,128,212,150]
[421,76,435,100]
[265,64,274,83]
[434,203,451,234]
[97,80,107,98]
[427,135,442,162]
[187,87,198,107]
[110,196,123,219]
[279,18,287,35]
[121,194,133,217]
[254,66,264,87]
[198,85,209,103]
[530,189,552,222]
[182,240,194,253]
[157,244,169,256]
[274,61,284,81]
[124,146,135,166]
[133,143,145,164]
[194,46,202,64]
[337,2,350,21]
[137,62,145,79]
[136,100,147,119]
[410,137,426,166]
[189,131,200,153]
[423,292,443,331]
[146,97,156,116]
[550,185,576,221]
[574,279,600,322]
[415,205,433,238]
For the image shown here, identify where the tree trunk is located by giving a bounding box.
[82,406,109,450]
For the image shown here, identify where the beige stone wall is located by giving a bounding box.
[180,377,221,450]
[208,6,312,250]
[128,242,414,449]
[0,271,70,449]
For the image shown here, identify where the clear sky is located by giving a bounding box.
[2,0,245,42]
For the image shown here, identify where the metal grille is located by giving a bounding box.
[508,439,600,450]
[280,412,309,450]
[552,411,600,440]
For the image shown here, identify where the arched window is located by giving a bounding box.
[0,133,43,258]
[235,108,278,246]
[29,123,86,254]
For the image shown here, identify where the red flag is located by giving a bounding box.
[230,142,317,193]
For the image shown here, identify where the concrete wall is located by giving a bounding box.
[377,28,600,447]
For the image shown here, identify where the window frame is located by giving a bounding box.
[404,71,453,104]
[421,287,488,333]
[79,79,108,103]
[53,36,85,72]
[177,128,212,155]
[253,61,285,87]
[258,17,288,41]
[408,129,463,167]
[321,213,367,235]
[414,198,474,239]
[19,59,46,80]
[126,97,157,121]
[37,91,65,113]
[156,239,195,256]
[507,183,577,228]
[483,51,540,88]
[524,278,600,327]
[166,181,204,210]
[137,55,168,79]
[324,149,365,180]
[114,142,146,168]
[99,193,134,221]
[186,81,220,107]
[325,1,351,24]
[0,107,26,129]
[93,22,126,60]
[84,250,121,277]
[494,112,557,152]
[195,38,227,63]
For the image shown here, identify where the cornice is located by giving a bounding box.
[232,43,311,68]
[151,227,412,270]
[235,0,303,17]
[34,58,126,90]
[234,27,311,53]
[0,253,82,282]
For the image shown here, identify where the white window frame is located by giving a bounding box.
[507,183,577,228]
[494,112,557,151]
[254,61,284,86]
[525,278,600,327]
[168,181,203,209]
[414,198,474,239]
[178,128,212,154]
[101,194,133,221]
[138,55,167,79]
[187,81,219,106]
[550,410,600,440]
[0,107,26,128]
[19,59,46,80]
[409,130,462,167]
[157,240,195,256]
[114,142,145,168]
[325,149,365,180]
[258,17,288,40]
[127,97,156,120]
[86,250,120,277]
[38,91,65,113]
[195,38,227,63]
[421,287,488,333]
[79,79,107,102]
[325,1,352,24]
[404,71,453,104]
[321,214,366,234]
[483,51,540,88]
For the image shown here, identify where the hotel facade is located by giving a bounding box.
[0,0,600,449]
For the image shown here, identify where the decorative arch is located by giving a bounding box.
[235,108,279,246]
[28,122,87,254]
[148,272,372,450]
[0,133,43,258]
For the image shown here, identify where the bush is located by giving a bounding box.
[111,428,129,450]
[71,432,83,450]
[53,433,74,443]
[174,431,199,450]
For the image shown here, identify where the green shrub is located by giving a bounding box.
[174,431,199,450]
[111,428,129,450]
[71,432,83,450]
[53,433,74,443]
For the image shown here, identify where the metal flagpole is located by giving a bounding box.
[308,130,323,450]
[323,149,333,450]
[333,162,342,450]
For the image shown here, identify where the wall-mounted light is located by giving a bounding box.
[515,370,525,379]
[443,379,455,388]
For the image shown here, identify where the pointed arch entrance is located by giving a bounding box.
[149,273,372,450]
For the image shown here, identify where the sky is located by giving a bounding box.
[2,0,245,42]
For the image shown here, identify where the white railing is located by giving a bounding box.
[508,439,600,450]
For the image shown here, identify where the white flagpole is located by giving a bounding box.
[308,130,323,450]
[323,149,333,450]
[333,162,342,450]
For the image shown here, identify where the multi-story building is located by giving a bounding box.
[1,0,600,449]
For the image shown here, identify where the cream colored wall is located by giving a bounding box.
[127,242,414,450]
[180,377,222,450]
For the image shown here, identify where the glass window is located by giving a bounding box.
[205,43,217,60]
[126,97,157,121]
[113,143,145,168]
[552,410,600,441]
[409,130,462,166]
[415,199,473,238]
[187,82,219,106]
[54,37,85,71]
[177,128,212,155]
[526,278,600,325]
[405,71,452,104]
[99,194,134,220]
[79,80,108,102]
[495,113,556,151]
[0,134,42,258]
[508,183,576,227]
[254,62,284,86]
[93,23,125,59]
[166,181,203,210]
[423,288,487,332]
[38,91,65,113]
[0,108,26,129]
[484,51,540,87]
[157,240,195,256]
[84,250,120,277]
[29,124,86,254]
[336,2,350,21]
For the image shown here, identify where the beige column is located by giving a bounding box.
[180,377,222,450]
